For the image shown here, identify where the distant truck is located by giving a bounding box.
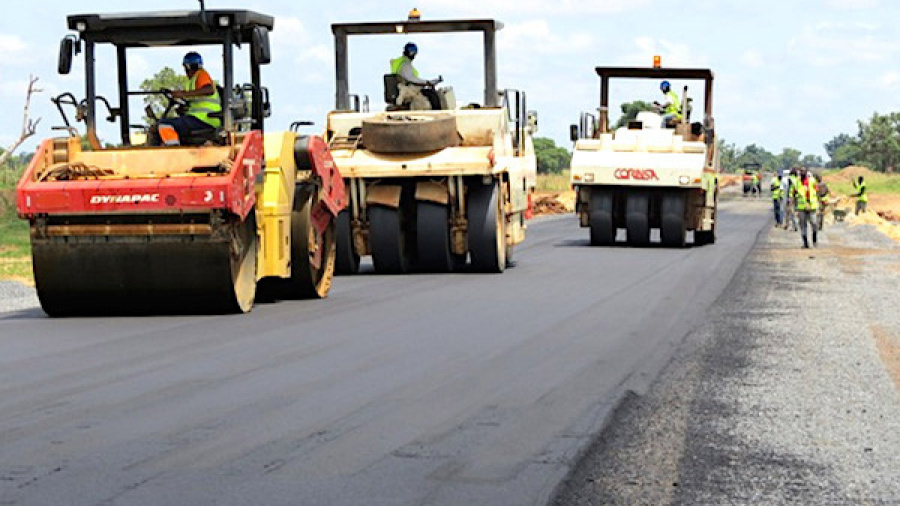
[325,13,537,274]
[742,162,761,197]
[569,66,718,247]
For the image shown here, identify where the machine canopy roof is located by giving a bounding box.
[67,10,274,46]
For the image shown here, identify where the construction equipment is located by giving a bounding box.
[569,64,718,247]
[327,12,537,274]
[16,8,344,316]
[742,162,761,197]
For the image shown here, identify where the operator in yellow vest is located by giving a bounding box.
[390,42,443,110]
[653,80,682,128]
[770,174,784,226]
[853,175,868,215]
[792,170,820,248]
[152,52,221,146]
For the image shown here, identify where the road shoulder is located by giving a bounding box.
[552,216,900,505]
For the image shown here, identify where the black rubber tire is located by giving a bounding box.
[416,201,464,272]
[589,188,615,246]
[362,113,458,154]
[660,191,687,248]
[335,209,360,275]
[625,192,651,246]
[277,185,336,299]
[370,206,412,273]
[33,213,258,316]
[468,180,506,273]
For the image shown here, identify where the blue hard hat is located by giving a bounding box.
[660,80,670,91]
[183,52,203,66]
[403,42,418,56]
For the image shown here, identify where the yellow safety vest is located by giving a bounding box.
[855,181,868,203]
[770,179,783,200]
[390,56,419,78]
[186,71,222,128]
[794,179,819,211]
[665,90,682,118]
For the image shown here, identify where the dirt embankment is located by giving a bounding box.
[822,166,900,242]
[533,190,576,216]
[824,166,899,221]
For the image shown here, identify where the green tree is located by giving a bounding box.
[775,147,801,173]
[824,133,855,167]
[831,143,861,168]
[139,66,189,125]
[533,137,571,174]
[800,154,824,168]
[612,101,654,129]
[716,139,741,172]
[735,144,776,172]
[855,112,900,172]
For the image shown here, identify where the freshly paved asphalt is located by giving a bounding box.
[0,199,768,506]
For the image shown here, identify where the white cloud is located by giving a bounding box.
[621,37,704,67]
[795,83,840,102]
[0,79,32,99]
[788,21,900,66]
[418,0,651,15]
[0,34,28,65]
[876,71,900,88]
[826,0,879,9]
[741,50,763,68]
[270,17,332,68]
[498,20,593,55]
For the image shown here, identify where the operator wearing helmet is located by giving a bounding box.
[653,80,682,128]
[390,42,443,110]
[151,52,222,146]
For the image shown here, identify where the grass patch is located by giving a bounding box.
[536,171,571,192]
[0,189,32,282]
[824,169,900,196]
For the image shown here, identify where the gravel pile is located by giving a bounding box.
[0,281,38,314]
[553,218,900,505]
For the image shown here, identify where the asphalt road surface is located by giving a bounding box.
[0,199,769,506]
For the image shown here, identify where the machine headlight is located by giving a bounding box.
[678,176,690,185]
[584,173,595,183]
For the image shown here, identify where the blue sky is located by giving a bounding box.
[1,0,897,160]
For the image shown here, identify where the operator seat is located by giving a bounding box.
[383,74,406,111]
[179,85,233,146]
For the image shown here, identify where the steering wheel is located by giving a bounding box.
[157,88,188,119]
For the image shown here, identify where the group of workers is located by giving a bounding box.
[769,169,868,249]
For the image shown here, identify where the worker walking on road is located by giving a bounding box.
[793,170,819,248]
[783,168,799,231]
[816,174,831,230]
[770,174,784,226]
[853,175,868,215]
[752,172,761,198]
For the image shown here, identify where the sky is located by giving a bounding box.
[0,0,898,161]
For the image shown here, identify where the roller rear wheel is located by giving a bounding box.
[589,188,615,246]
[370,206,412,273]
[660,191,687,248]
[625,192,651,246]
[416,201,464,272]
[468,180,507,273]
[335,209,360,275]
